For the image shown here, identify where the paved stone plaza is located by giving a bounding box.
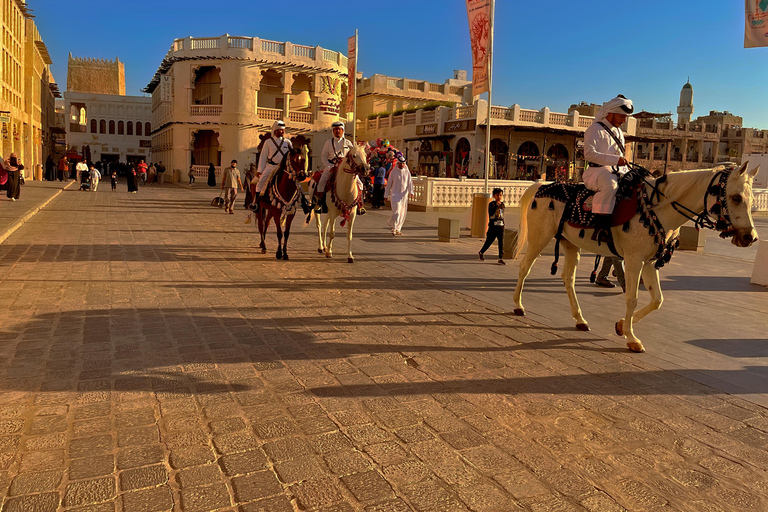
[0,181,767,511]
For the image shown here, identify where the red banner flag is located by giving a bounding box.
[346,35,357,114]
[466,0,492,96]
[745,0,768,47]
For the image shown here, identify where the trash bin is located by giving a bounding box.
[470,193,491,238]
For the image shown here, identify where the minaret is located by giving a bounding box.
[677,79,693,126]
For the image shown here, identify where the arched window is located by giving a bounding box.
[90,119,97,133]
[489,138,509,179]
[145,122,151,135]
[79,107,87,125]
[127,121,133,136]
[118,121,124,135]
[136,122,142,136]
[99,120,106,134]
[455,137,471,177]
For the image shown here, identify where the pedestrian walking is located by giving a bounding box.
[384,154,413,236]
[595,256,625,291]
[207,163,216,187]
[5,153,22,201]
[478,188,506,265]
[57,155,68,182]
[127,166,138,193]
[372,164,386,208]
[137,160,148,185]
[147,163,156,184]
[188,165,196,185]
[75,158,88,183]
[89,164,101,192]
[156,161,166,184]
[45,155,55,181]
[221,160,243,214]
[243,163,256,209]
[111,171,118,191]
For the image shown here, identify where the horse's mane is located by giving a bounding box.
[653,166,725,203]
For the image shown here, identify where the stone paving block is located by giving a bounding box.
[179,483,232,512]
[119,464,168,491]
[341,470,396,503]
[121,485,174,512]
[1,492,60,512]
[400,479,468,512]
[115,408,156,429]
[219,449,269,476]
[69,454,115,480]
[239,495,294,512]
[364,499,413,512]
[275,456,327,483]
[290,476,346,509]
[176,463,222,488]
[364,442,409,466]
[231,470,283,502]
[116,445,164,470]
[208,417,247,435]
[24,432,67,451]
[117,426,160,447]
[169,445,217,469]
[162,429,209,449]
[263,437,312,463]
[19,449,65,472]
[212,431,261,455]
[9,469,63,495]
[64,476,116,507]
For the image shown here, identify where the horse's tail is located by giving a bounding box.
[514,183,541,260]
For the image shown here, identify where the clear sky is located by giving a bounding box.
[32,0,768,128]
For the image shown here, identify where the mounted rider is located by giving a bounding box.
[583,94,633,242]
[255,120,293,198]
[314,121,365,214]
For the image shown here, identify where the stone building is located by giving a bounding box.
[356,70,472,120]
[67,54,125,95]
[63,56,152,165]
[0,0,58,177]
[632,82,768,173]
[143,34,350,181]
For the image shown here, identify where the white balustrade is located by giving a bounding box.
[227,37,253,50]
[578,117,592,128]
[411,177,535,209]
[190,105,222,116]
[754,189,768,212]
[261,40,285,55]
[392,115,403,127]
[190,38,220,50]
[519,109,540,123]
[292,44,316,59]
[257,107,282,121]
[454,106,475,119]
[421,111,436,123]
[549,113,569,126]
[404,113,416,125]
[289,111,313,124]
[490,106,511,120]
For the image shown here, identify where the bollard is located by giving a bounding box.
[437,218,460,242]
[470,193,491,238]
[751,240,768,286]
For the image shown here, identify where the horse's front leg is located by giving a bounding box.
[257,209,267,254]
[315,213,325,254]
[275,216,284,260]
[560,240,589,330]
[616,257,645,352]
[346,213,356,263]
[282,216,293,260]
[629,263,663,325]
[326,216,335,258]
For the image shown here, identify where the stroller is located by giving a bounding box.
[79,169,91,191]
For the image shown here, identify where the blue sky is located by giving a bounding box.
[33,0,768,128]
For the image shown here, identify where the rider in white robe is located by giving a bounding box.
[255,120,293,196]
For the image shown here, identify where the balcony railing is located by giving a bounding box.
[190,38,220,50]
[454,106,475,120]
[190,105,222,116]
[519,109,541,123]
[257,107,282,121]
[549,113,569,126]
[293,44,316,59]
[404,113,416,125]
[288,111,313,124]
[261,40,285,55]
[228,37,252,50]
[421,111,436,123]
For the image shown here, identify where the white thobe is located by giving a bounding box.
[384,165,414,232]
[318,136,354,193]
[582,121,628,214]
[76,162,88,183]
[255,136,293,193]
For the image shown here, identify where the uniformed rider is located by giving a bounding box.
[315,120,365,214]
[255,120,293,197]
[583,95,633,242]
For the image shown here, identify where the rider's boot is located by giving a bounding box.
[591,214,612,243]
[357,204,366,216]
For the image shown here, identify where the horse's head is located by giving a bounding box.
[344,144,371,177]
[723,162,760,247]
[287,144,309,181]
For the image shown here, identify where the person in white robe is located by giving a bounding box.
[582,94,633,241]
[384,154,413,235]
[255,120,293,196]
[315,121,365,214]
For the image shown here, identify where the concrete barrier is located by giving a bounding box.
[751,240,768,287]
[678,224,705,251]
[437,218,460,242]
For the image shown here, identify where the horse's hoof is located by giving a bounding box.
[615,320,624,337]
[347,258,354,263]
[513,308,525,316]
[261,249,267,254]
[627,341,645,353]
[325,253,332,258]
[282,254,289,261]
[317,249,323,254]
[576,323,590,331]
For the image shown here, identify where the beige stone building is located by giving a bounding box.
[356,70,471,120]
[144,35,350,180]
[67,53,125,95]
[0,0,58,177]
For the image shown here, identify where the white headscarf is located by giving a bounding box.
[271,120,286,133]
[594,95,634,123]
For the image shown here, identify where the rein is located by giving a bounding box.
[329,153,364,227]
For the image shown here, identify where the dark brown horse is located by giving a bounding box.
[255,144,309,260]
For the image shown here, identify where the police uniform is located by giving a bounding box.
[255,120,293,194]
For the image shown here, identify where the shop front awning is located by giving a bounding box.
[404,135,455,142]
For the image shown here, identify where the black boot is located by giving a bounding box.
[591,214,612,243]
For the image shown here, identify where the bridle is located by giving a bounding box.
[662,169,736,238]
[342,151,367,176]
[283,150,307,182]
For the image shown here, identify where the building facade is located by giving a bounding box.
[1,0,58,178]
[144,35,350,180]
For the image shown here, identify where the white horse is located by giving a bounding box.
[513,162,760,352]
[315,145,370,263]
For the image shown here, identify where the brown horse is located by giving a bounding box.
[255,144,309,260]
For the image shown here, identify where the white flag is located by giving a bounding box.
[745,0,768,48]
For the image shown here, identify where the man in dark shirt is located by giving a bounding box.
[372,165,386,208]
[478,188,506,265]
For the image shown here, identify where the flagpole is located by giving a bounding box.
[352,29,359,143]
[483,0,495,194]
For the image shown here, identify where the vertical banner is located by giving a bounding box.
[160,75,173,102]
[745,0,768,47]
[466,0,492,96]
[346,34,357,116]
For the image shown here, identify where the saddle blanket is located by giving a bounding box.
[534,179,640,230]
